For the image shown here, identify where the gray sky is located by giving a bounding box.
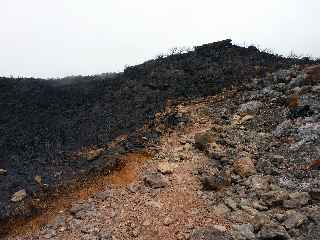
[0,0,319,78]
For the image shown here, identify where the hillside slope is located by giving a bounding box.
[0,40,316,236]
[6,64,320,240]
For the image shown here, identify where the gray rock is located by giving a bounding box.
[225,198,238,211]
[69,202,92,215]
[238,101,263,114]
[50,215,66,230]
[95,189,112,200]
[283,210,308,229]
[231,224,255,240]
[251,213,271,231]
[98,230,113,240]
[257,224,290,240]
[190,228,234,240]
[309,188,320,201]
[11,189,27,202]
[252,201,268,211]
[247,175,272,192]
[288,74,306,89]
[260,190,289,207]
[200,173,230,191]
[143,172,168,188]
[297,122,320,143]
[283,192,310,209]
[274,69,292,81]
[312,85,320,92]
[0,169,7,175]
[273,120,294,138]
[42,229,57,239]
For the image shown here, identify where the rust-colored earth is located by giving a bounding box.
[5,152,152,238]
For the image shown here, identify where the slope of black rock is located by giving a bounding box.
[0,39,314,230]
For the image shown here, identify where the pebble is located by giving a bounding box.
[11,189,27,202]
[0,169,7,175]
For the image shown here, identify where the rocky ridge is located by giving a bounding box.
[6,64,320,239]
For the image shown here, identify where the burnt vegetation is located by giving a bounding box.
[0,39,318,226]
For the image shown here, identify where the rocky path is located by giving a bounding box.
[6,64,320,240]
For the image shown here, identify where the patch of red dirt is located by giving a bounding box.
[5,152,152,238]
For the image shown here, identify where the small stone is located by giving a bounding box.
[233,157,256,177]
[190,228,234,240]
[251,213,271,231]
[232,224,255,240]
[99,230,112,240]
[312,85,320,92]
[34,175,42,185]
[257,224,290,240]
[309,188,320,201]
[42,229,57,239]
[95,190,112,200]
[240,206,258,216]
[158,162,177,174]
[248,175,272,191]
[144,172,168,188]
[200,173,230,191]
[212,225,227,232]
[127,183,141,193]
[69,202,91,215]
[224,198,238,211]
[273,120,293,138]
[252,201,268,211]
[238,101,263,114]
[283,192,310,209]
[0,169,7,175]
[239,115,255,124]
[145,200,162,209]
[261,190,289,206]
[11,189,27,202]
[283,210,308,229]
[274,213,286,222]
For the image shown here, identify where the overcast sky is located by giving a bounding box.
[0,0,319,78]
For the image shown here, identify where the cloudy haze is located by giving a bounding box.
[0,0,319,78]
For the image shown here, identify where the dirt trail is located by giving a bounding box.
[6,152,151,239]
[8,96,231,240]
